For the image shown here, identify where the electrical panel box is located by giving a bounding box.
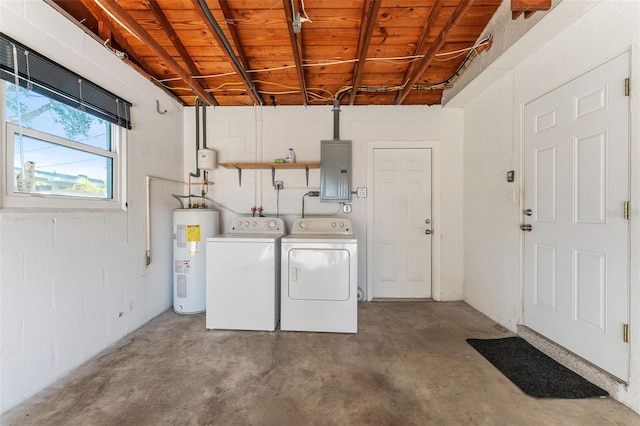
[320,140,351,202]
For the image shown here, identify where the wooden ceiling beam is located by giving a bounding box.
[394,0,474,105]
[397,0,443,93]
[511,0,551,19]
[92,0,216,105]
[77,0,183,104]
[147,0,216,104]
[283,0,308,105]
[348,0,381,105]
[79,0,150,74]
[217,0,251,71]
[192,0,262,105]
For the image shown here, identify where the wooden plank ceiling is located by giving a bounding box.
[50,0,503,106]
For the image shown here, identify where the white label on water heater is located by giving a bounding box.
[175,260,190,274]
[176,225,187,248]
[189,241,199,254]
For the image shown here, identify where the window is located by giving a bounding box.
[3,83,125,209]
[0,33,131,209]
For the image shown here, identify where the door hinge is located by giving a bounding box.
[623,324,629,343]
[625,78,630,96]
[624,201,630,220]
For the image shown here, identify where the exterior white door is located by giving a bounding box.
[372,148,432,298]
[523,53,630,380]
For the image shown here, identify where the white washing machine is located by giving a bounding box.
[281,217,358,333]
[206,217,286,331]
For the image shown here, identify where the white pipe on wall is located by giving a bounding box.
[145,175,187,265]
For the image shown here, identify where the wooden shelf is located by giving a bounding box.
[219,161,320,170]
[218,162,320,186]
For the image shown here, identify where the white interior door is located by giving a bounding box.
[523,53,630,380]
[372,148,432,298]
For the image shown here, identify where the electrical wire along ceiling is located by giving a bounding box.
[49,0,511,107]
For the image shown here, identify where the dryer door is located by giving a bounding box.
[288,248,350,301]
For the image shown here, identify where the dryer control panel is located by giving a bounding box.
[290,217,353,235]
[230,217,285,233]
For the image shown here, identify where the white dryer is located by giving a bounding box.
[281,218,358,333]
[206,217,286,331]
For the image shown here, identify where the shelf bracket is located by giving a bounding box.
[271,166,276,187]
[305,165,310,186]
[233,165,242,186]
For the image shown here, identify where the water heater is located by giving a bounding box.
[173,208,219,314]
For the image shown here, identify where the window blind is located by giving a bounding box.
[0,33,132,129]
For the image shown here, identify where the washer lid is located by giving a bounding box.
[207,233,284,243]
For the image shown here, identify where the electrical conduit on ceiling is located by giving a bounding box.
[195,0,262,106]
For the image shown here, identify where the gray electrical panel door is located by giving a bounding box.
[320,140,351,202]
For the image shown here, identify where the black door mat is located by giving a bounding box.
[467,337,608,399]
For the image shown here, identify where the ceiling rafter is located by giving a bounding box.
[394,0,475,105]
[147,0,217,105]
[92,0,216,105]
[192,0,262,105]
[348,0,381,105]
[217,0,251,71]
[398,0,444,92]
[283,0,308,105]
[78,0,150,74]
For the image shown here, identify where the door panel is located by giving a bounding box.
[523,53,629,380]
[534,243,557,310]
[372,148,432,298]
[288,249,350,301]
[574,131,606,224]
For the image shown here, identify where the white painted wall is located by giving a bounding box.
[462,70,521,331]
[183,105,465,300]
[458,0,640,413]
[0,0,183,412]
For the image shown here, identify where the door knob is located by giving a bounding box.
[520,224,532,232]
[523,209,533,216]
[425,229,432,235]
[425,219,431,224]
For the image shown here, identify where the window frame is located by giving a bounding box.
[1,82,127,211]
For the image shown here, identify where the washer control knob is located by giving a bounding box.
[331,222,337,227]
[237,221,243,227]
[244,221,250,227]
[339,222,345,227]
[268,220,277,228]
[252,221,257,226]
[299,221,308,229]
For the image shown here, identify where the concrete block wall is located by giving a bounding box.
[0,1,184,412]
[184,104,465,301]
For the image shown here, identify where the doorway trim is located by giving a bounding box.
[366,140,442,301]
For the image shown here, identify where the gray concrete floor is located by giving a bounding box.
[4,301,640,425]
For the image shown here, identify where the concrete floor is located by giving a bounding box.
[3,301,640,425]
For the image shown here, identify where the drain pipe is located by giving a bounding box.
[190,99,203,178]
[332,99,341,140]
[196,0,263,105]
[202,100,207,149]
